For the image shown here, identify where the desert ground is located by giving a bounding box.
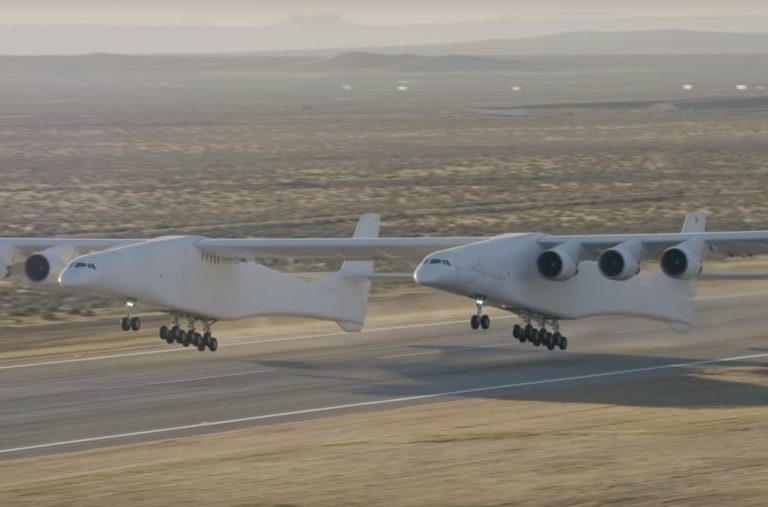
[1,53,767,506]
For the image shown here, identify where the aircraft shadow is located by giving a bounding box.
[261,346,768,409]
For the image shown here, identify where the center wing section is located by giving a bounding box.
[196,236,487,261]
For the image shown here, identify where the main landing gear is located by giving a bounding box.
[159,315,218,353]
[512,316,568,352]
[470,298,490,330]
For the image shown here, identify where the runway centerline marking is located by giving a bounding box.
[379,341,515,360]
[120,369,277,388]
[1,351,766,457]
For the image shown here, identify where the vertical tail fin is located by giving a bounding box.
[316,213,380,332]
[646,212,705,331]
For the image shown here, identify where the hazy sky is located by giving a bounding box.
[5,0,768,25]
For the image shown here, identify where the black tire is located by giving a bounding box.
[524,325,534,340]
[172,326,182,342]
[559,336,568,351]
[208,337,219,352]
[197,339,207,351]
[160,326,168,340]
[546,333,556,350]
[470,315,479,330]
[531,330,541,346]
[202,332,211,347]
[120,317,130,332]
[553,332,563,349]
[181,332,191,347]
[480,315,490,330]
[130,317,141,332]
[165,333,174,344]
[512,324,522,340]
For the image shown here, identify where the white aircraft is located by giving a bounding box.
[413,212,768,351]
[0,214,479,352]
[3,211,768,354]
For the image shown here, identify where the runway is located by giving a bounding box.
[1,292,767,459]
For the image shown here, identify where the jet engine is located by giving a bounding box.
[660,238,705,280]
[537,242,581,281]
[25,244,78,284]
[598,240,643,281]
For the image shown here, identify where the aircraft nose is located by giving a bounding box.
[58,264,98,289]
[413,264,457,288]
[58,266,83,288]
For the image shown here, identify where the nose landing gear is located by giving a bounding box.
[470,298,490,330]
[120,299,141,332]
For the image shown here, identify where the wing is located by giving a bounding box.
[196,237,487,261]
[0,239,144,255]
[538,231,768,260]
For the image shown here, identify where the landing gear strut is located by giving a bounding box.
[470,298,490,330]
[160,314,218,352]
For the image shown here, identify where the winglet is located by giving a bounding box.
[682,212,706,233]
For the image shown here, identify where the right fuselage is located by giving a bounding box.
[414,234,694,327]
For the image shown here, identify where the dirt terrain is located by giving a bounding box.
[1,367,765,507]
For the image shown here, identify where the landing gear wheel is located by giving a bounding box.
[171,326,182,343]
[160,326,168,340]
[546,333,556,351]
[201,332,211,348]
[512,324,524,341]
[208,337,218,352]
[531,330,541,347]
[197,337,207,351]
[559,336,568,351]
[470,315,479,330]
[129,317,141,332]
[120,317,130,332]
[181,331,191,347]
[552,332,563,350]
[524,325,534,340]
[480,315,490,330]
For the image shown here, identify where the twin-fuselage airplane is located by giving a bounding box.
[2,212,767,353]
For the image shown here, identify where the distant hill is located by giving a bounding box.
[378,30,768,56]
[4,15,768,55]
[305,52,531,72]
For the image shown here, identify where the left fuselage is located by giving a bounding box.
[58,236,368,324]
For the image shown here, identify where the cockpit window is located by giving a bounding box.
[442,259,451,266]
[426,258,451,266]
[429,258,442,264]
[71,262,97,270]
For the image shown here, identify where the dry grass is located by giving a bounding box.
[0,365,766,507]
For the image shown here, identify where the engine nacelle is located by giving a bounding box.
[25,244,78,284]
[598,240,643,281]
[0,244,18,278]
[660,238,705,280]
[536,241,581,281]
